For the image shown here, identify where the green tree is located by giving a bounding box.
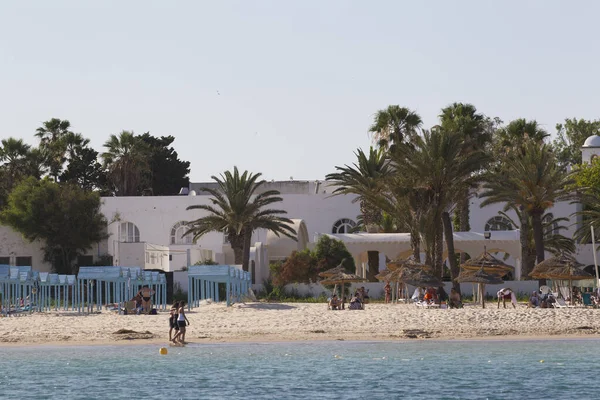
[480,141,574,275]
[101,131,149,196]
[438,103,492,238]
[391,128,487,290]
[553,118,600,168]
[0,177,107,274]
[35,118,73,182]
[60,133,107,191]
[138,133,190,195]
[369,105,422,149]
[313,235,356,273]
[0,138,42,208]
[326,147,390,281]
[185,167,296,271]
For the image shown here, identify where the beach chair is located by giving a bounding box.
[123,301,137,314]
[553,298,575,308]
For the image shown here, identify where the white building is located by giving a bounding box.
[1,138,600,283]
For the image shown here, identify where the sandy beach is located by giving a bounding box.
[1,301,600,347]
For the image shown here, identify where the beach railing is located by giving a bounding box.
[77,266,130,314]
[1,266,35,315]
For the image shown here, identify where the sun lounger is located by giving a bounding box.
[553,298,575,308]
[415,301,440,309]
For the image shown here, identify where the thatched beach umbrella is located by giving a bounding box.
[320,272,367,299]
[530,255,593,305]
[387,256,433,272]
[456,267,504,308]
[404,269,444,288]
[318,263,348,279]
[461,251,514,278]
[375,268,393,282]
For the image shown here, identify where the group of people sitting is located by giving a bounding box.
[123,285,155,315]
[411,286,463,308]
[329,287,370,310]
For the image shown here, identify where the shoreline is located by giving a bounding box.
[1,302,600,348]
[2,334,600,349]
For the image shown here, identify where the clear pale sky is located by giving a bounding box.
[1,0,599,182]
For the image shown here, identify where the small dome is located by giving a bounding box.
[583,135,600,148]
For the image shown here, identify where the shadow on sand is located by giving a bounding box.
[235,303,296,310]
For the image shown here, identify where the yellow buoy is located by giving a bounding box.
[540,360,544,363]
[159,347,168,355]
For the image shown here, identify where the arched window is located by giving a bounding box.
[542,213,559,237]
[484,216,513,232]
[332,218,356,234]
[119,222,140,242]
[171,221,193,245]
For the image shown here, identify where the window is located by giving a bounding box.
[0,256,10,265]
[16,256,32,267]
[119,222,140,242]
[170,221,193,245]
[332,218,357,234]
[77,255,94,266]
[543,213,559,237]
[484,216,513,232]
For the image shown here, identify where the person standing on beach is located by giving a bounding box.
[168,302,179,341]
[384,282,391,304]
[172,301,189,344]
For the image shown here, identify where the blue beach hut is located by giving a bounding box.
[187,265,250,309]
[77,266,130,313]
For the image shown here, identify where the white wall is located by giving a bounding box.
[0,226,49,271]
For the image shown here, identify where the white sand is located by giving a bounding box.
[1,302,600,346]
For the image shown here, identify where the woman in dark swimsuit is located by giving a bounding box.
[137,285,155,314]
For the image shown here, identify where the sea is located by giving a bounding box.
[1,339,599,399]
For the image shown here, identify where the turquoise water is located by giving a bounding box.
[1,339,599,399]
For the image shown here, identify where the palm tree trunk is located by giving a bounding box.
[366,251,379,282]
[410,230,420,261]
[435,217,444,279]
[458,189,470,263]
[442,211,461,295]
[242,229,252,272]
[530,210,545,264]
[229,234,244,267]
[519,206,535,278]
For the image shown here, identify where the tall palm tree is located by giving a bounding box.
[326,147,390,281]
[391,128,487,290]
[101,131,148,196]
[438,103,491,237]
[185,167,297,271]
[493,118,550,152]
[369,105,422,149]
[480,140,574,275]
[35,118,73,181]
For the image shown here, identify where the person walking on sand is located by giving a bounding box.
[168,302,179,341]
[384,282,391,304]
[172,301,190,344]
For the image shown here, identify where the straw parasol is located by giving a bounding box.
[461,251,514,278]
[320,272,367,299]
[375,268,393,282]
[456,267,504,308]
[318,263,348,279]
[530,255,593,305]
[387,256,433,272]
[404,269,444,288]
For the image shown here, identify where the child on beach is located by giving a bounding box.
[168,302,179,341]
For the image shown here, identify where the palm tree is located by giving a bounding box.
[35,118,73,181]
[369,105,422,149]
[185,167,296,271]
[438,103,491,236]
[326,147,390,281]
[480,140,574,275]
[499,210,575,257]
[101,131,148,196]
[493,118,550,152]
[391,128,487,290]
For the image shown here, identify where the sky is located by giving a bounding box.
[1,0,599,182]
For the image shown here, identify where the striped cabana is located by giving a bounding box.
[187,265,251,309]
